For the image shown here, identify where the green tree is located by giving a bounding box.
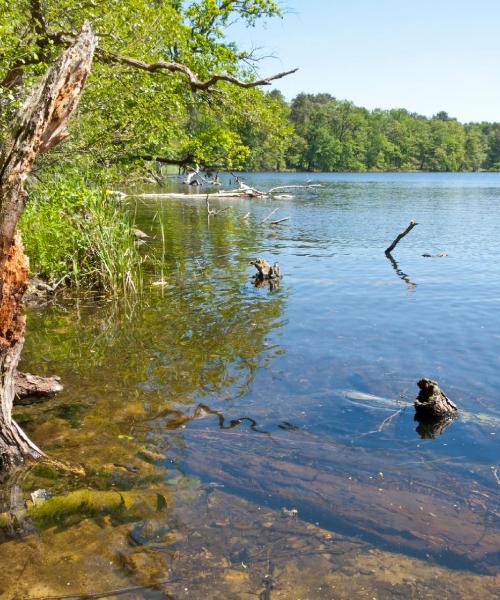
[0,1,293,173]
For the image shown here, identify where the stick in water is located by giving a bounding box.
[385,219,418,254]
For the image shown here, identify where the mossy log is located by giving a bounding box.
[0,488,167,534]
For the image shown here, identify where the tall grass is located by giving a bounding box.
[20,174,143,295]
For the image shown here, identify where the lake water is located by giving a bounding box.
[2,172,499,598]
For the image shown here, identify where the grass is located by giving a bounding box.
[20,173,143,296]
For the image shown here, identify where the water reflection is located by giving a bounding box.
[385,251,417,289]
[415,413,457,439]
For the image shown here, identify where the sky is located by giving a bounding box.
[228,0,500,122]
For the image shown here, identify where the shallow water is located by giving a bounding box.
[2,172,499,599]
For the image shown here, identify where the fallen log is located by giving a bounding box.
[115,182,323,202]
[179,430,499,572]
[14,372,63,405]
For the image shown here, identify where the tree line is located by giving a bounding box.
[240,92,500,173]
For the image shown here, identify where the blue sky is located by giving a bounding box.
[228,0,500,122]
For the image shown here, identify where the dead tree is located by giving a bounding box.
[0,25,96,468]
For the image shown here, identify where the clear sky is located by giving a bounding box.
[228,0,500,122]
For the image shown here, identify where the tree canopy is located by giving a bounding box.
[0,0,294,173]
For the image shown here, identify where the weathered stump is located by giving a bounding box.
[414,378,458,420]
[250,258,281,280]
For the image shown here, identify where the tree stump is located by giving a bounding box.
[250,258,281,280]
[414,378,458,420]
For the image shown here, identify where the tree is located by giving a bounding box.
[0,26,96,468]
[0,1,295,172]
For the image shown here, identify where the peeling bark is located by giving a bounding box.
[0,25,96,468]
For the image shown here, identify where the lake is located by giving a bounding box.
[2,172,499,598]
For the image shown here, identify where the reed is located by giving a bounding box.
[20,174,143,296]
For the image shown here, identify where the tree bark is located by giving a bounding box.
[0,24,96,468]
[414,378,458,420]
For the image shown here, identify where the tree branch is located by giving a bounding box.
[385,220,418,254]
[96,48,298,91]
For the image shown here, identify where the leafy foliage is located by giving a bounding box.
[286,93,500,172]
[0,0,289,172]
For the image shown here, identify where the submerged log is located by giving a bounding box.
[180,431,499,572]
[414,378,458,420]
[0,25,96,468]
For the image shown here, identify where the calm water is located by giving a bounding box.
[2,172,499,599]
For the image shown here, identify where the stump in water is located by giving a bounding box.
[250,258,281,280]
[414,378,458,420]
[250,259,281,291]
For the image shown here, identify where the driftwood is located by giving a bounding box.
[0,25,96,468]
[270,217,290,226]
[414,378,458,420]
[116,182,323,202]
[261,208,290,227]
[385,220,418,254]
[14,372,63,405]
[206,196,231,217]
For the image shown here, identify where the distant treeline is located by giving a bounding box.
[241,92,500,173]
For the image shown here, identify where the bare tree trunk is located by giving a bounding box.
[0,24,96,468]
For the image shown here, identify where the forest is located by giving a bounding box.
[278,94,500,173]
